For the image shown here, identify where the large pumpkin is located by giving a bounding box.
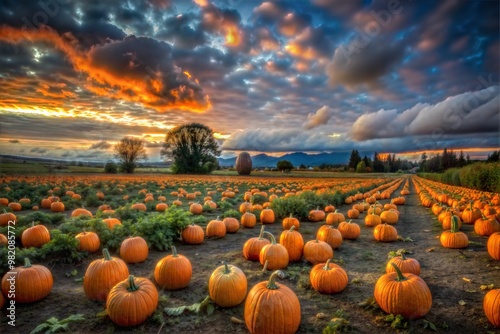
[208,262,247,307]
[235,152,253,175]
[22,222,50,248]
[83,248,129,302]
[154,246,192,290]
[279,226,304,262]
[487,232,500,261]
[244,270,301,334]
[259,231,289,270]
[374,263,432,319]
[106,275,159,327]
[474,215,500,236]
[310,258,348,294]
[483,289,500,327]
[120,236,149,263]
[1,258,53,303]
[243,226,270,261]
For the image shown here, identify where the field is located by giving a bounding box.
[0,173,499,334]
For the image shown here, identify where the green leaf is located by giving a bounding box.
[96,310,108,317]
[206,303,215,316]
[30,323,49,334]
[165,306,187,316]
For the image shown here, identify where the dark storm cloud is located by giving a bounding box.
[89,140,112,150]
[157,13,207,49]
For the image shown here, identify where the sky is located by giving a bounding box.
[0,0,499,162]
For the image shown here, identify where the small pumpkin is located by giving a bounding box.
[243,226,270,261]
[279,226,304,262]
[373,223,398,242]
[156,202,168,212]
[326,210,345,225]
[386,253,421,276]
[50,201,65,212]
[1,258,53,303]
[338,220,361,240]
[208,262,248,307]
[282,213,300,230]
[120,236,149,263]
[347,208,359,219]
[0,211,16,227]
[206,216,226,238]
[22,222,50,248]
[131,203,147,211]
[71,207,93,218]
[374,263,432,319]
[440,216,468,249]
[106,275,159,327]
[244,270,301,334]
[103,217,121,230]
[0,233,7,246]
[182,223,205,245]
[241,211,257,228]
[83,248,129,302]
[260,208,275,224]
[308,207,326,222]
[380,209,399,224]
[483,288,500,327]
[223,217,240,233]
[310,258,348,294]
[316,225,343,250]
[75,231,100,253]
[259,231,289,270]
[303,239,334,265]
[365,213,381,227]
[154,246,192,290]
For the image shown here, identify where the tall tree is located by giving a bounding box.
[348,149,361,170]
[114,137,148,173]
[372,152,385,172]
[420,152,428,172]
[161,123,221,174]
[363,155,372,169]
[277,160,294,172]
[487,150,500,162]
[458,150,466,167]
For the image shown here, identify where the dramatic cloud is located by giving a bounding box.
[304,106,332,130]
[89,140,112,150]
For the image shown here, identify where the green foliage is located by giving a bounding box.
[277,160,294,172]
[17,212,65,226]
[104,161,118,174]
[250,194,267,205]
[218,200,234,211]
[134,207,191,251]
[30,314,85,334]
[221,209,241,219]
[164,296,215,316]
[271,190,343,220]
[114,204,149,222]
[191,215,208,225]
[84,194,101,207]
[323,310,350,334]
[356,161,366,173]
[202,204,215,213]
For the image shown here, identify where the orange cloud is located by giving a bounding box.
[0,25,210,113]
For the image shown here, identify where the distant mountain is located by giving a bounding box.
[218,152,351,168]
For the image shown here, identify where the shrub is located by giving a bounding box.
[222,209,241,219]
[104,161,118,174]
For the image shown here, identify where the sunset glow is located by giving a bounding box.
[0,1,498,162]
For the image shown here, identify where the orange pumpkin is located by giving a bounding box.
[120,236,149,263]
[303,239,333,265]
[243,226,270,261]
[310,258,348,294]
[279,226,304,262]
[22,222,50,248]
[259,231,289,270]
[154,246,192,290]
[75,231,100,253]
[182,223,205,245]
[208,262,247,307]
[483,289,500,327]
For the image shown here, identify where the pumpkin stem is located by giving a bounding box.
[258,225,265,239]
[171,246,179,257]
[266,270,284,290]
[289,225,296,232]
[400,252,407,260]
[222,261,230,274]
[390,263,408,282]
[127,275,139,292]
[263,231,276,244]
[289,213,293,218]
[31,221,35,227]
[451,216,460,233]
[323,258,332,271]
[102,248,112,261]
[24,258,32,268]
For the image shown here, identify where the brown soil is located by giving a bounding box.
[1,177,499,334]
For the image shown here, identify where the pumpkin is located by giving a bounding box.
[474,215,500,236]
[239,201,253,213]
[241,211,257,228]
[96,191,105,200]
[154,246,192,290]
[325,204,336,213]
[156,202,168,212]
[182,223,205,245]
[8,202,21,211]
[50,201,65,212]
[487,232,500,261]
[106,275,158,327]
[374,263,432,319]
[365,213,381,227]
[243,226,270,261]
[282,213,300,230]
[0,211,16,227]
[1,258,53,303]
[131,203,147,211]
[303,239,333,265]
[373,223,398,242]
[244,270,301,334]
[235,152,253,175]
[316,225,343,249]
[338,220,361,240]
[71,208,93,218]
[462,202,482,224]
[380,210,399,224]
[386,253,421,276]
[223,217,240,233]
[310,258,348,294]
[22,222,50,248]
[440,216,469,249]
[75,231,100,253]
[208,262,248,307]
[40,198,51,209]
[308,207,326,222]
[120,236,148,263]
[83,248,129,302]
[205,200,217,209]
[103,217,122,230]
[442,214,462,231]
[259,231,289,270]
[0,198,8,206]
[206,216,227,238]
[483,289,500,327]
[347,208,359,219]
[0,233,7,246]
[279,226,304,262]
[260,208,275,224]
[326,210,345,225]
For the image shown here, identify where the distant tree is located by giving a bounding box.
[114,137,147,173]
[356,161,366,173]
[466,154,471,165]
[487,150,500,162]
[299,163,306,169]
[161,123,221,174]
[104,161,118,174]
[348,149,361,170]
[458,150,466,167]
[363,155,372,169]
[372,152,385,172]
[277,160,294,172]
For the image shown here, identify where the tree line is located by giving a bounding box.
[419,149,499,173]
